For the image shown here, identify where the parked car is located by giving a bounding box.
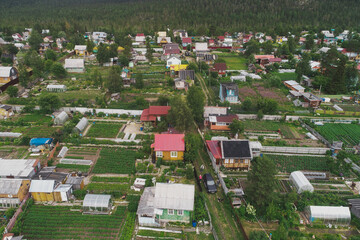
[203,173,217,193]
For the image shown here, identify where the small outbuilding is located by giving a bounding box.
[74,117,88,133]
[289,171,314,194]
[83,194,112,214]
[54,111,69,125]
[29,180,56,202]
[306,206,351,226]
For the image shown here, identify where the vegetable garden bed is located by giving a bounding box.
[315,123,360,147]
[21,205,127,239]
[86,122,123,138]
[265,154,329,173]
[92,148,137,174]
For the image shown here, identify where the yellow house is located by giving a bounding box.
[170,64,188,72]
[29,180,55,202]
[0,67,18,84]
[0,179,30,208]
[151,134,185,161]
[74,45,88,56]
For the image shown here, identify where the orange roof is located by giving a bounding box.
[148,106,171,115]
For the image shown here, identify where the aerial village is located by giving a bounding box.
[0,28,360,240]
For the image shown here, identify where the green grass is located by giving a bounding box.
[56,164,90,172]
[92,148,137,174]
[265,155,329,173]
[86,183,130,192]
[86,122,123,138]
[315,123,360,147]
[91,176,130,183]
[21,205,127,239]
[219,56,247,70]
[273,72,297,81]
[53,89,103,101]
[18,114,52,124]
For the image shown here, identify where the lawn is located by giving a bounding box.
[86,122,123,138]
[92,148,137,174]
[53,89,103,101]
[86,183,130,193]
[220,56,247,70]
[21,205,127,239]
[265,154,329,173]
[273,72,297,81]
[315,123,360,147]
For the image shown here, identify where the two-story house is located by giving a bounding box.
[219,83,239,103]
[0,67,19,84]
[206,140,253,170]
[137,183,195,227]
[151,134,185,162]
[74,45,88,56]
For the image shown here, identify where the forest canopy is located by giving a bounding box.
[1,0,360,35]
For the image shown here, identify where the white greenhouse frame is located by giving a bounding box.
[289,171,314,194]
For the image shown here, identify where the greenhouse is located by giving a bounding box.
[306,206,351,226]
[74,117,88,133]
[289,171,314,194]
[54,111,69,125]
[83,194,112,214]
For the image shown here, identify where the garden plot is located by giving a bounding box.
[86,122,124,138]
[265,154,329,173]
[21,205,127,239]
[243,120,304,139]
[315,123,360,147]
[92,148,137,174]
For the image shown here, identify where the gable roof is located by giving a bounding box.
[204,106,227,118]
[0,67,13,77]
[179,70,195,81]
[254,55,275,60]
[216,114,238,123]
[221,83,239,98]
[74,45,87,51]
[148,106,171,115]
[0,179,23,195]
[29,180,55,193]
[206,140,222,159]
[140,108,156,122]
[154,183,195,211]
[221,140,252,159]
[213,63,227,71]
[182,37,192,44]
[153,134,185,151]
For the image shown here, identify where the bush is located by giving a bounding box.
[156,157,162,168]
[127,195,141,212]
[73,189,87,200]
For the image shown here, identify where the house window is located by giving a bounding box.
[225,159,229,164]
[168,209,174,215]
[171,151,178,158]
[229,159,234,164]
[177,210,183,216]
[156,151,163,158]
[240,159,244,163]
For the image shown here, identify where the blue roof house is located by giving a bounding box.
[219,83,239,103]
[30,138,53,147]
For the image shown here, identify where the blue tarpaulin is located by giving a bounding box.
[30,138,53,146]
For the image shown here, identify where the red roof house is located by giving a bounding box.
[140,106,171,124]
[182,37,192,44]
[218,36,225,41]
[206,140,222,164]
[212,63,227,75]
[136,33,145,37]
[151,134,185,161]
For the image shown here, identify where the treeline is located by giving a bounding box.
[1,0,360,35]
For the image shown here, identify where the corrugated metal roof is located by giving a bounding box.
[0,67,12,78]
[0,179,23,195]
[0,159,38,178]
[154,183,195,211]
[29,180,55,193]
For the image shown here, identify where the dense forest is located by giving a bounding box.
[1,0,360,35]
